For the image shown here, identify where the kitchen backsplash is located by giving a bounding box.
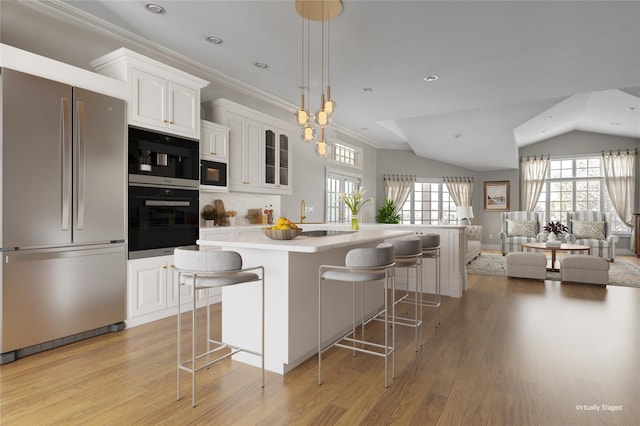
[199,192,281,227]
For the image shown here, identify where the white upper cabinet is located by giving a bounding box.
[263,125,291,191]
[91,48,208,139]
[210,98,294,195]
[200,120,230,162]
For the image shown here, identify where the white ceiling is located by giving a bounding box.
[56,1,640,170]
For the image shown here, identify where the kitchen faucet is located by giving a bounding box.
[300,200,306,223]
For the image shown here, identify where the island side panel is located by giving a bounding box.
[221,248,290,374]
[220,241,387,375]
[287,242,385,371]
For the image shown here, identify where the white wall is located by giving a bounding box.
[4,2,638,245]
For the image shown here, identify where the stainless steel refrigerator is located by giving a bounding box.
[0,69,126,363]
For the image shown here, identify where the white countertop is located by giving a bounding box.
[197,228,415,253]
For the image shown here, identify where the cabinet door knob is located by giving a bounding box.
[170,121,174,124]
[163,119,168,123]
[170,264,175,268]
[162,265,167,269]
[210,152,216,155]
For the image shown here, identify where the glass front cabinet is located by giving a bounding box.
[264,127,291,192]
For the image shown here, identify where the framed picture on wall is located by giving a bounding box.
[484,181,510,211]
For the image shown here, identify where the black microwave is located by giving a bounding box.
[200,160,228,187]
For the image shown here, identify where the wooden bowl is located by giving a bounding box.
[262,227,303,240]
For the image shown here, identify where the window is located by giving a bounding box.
[400,181,456,224]
[533,156,631,234]
[331,143,361,169]
[326,171,361,223]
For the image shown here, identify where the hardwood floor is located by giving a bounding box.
[1,255,639,425]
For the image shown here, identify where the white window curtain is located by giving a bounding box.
[383,174,415,208]
[444,177,473,206]
[520,155,549,211]
[602,149,636,245]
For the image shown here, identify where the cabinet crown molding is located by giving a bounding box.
[91,47,209,89]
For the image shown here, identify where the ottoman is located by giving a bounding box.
[560,255,609,286]
[506,252,547,280]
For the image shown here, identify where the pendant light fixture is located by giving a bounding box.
[294,7,310,127]
[295,0,342,155]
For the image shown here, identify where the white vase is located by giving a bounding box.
[548,233,557,242]
[205,220,215,227]
[228,217,236,227]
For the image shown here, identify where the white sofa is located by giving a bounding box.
[465,225,483,264]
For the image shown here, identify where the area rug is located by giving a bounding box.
[467,253,640,288]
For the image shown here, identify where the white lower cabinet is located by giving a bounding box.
[127,255,219,327]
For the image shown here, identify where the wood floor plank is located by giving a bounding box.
[1,253,638,425]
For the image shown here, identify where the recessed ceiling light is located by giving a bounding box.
[254,62,269,69]
[144,3,166,14]
[453,133,461,138]
[611,122,621,126]
[541,129,551,133]
[361,88,373,93]
[423,75,438,82]
[543,115,553,120]
[625,106,636,111]
[206,36,223,45]
[360,127,369,131]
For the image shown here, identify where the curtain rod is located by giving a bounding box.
[519,154,550,161]
[601,148,638,156]
[442,176,474,182]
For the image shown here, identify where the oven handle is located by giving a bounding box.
[144,200,191,207]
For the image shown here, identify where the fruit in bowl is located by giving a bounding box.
[262,217,302,240]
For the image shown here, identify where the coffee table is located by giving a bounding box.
[520,242,590,272]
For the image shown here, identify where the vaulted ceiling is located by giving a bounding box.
[10,1,640,170]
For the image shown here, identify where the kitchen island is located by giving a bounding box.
[197,228,415,374]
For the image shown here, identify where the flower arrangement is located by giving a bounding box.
[543,220,568,236]
[341,187,371,215]
[341,187,371,230]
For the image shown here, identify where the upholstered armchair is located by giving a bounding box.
[564,211,617,260]
[498,211,543,255]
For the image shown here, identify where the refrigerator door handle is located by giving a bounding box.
[61,97,72,231]
[75,100,86,230]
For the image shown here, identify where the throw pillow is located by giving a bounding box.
[572,220,605,239]
[506,219,537,237]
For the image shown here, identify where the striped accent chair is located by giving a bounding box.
[498,211,542,255]
[565,211,616,260]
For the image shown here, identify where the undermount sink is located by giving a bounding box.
[301,230,355,237]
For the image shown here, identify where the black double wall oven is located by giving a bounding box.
[128,127,199,259]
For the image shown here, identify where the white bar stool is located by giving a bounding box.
[397,234,441,327]
[174,246,265,407]
[374,238,423,351]
[318,243,396,387]
[421,234,441,326]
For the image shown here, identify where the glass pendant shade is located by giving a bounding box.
[324,85,336,115]
[315,110,329,127]
[295,94,310,126]
[324,99,336,116]
[315,140,329,157]
[295,108,310,126]
[315,127,330,157]
[315,95,330,127]
[301,124,316,142]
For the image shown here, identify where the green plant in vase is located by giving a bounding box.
[375,198,401,224]
[201,207,218,226]
[341,187,371,230]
